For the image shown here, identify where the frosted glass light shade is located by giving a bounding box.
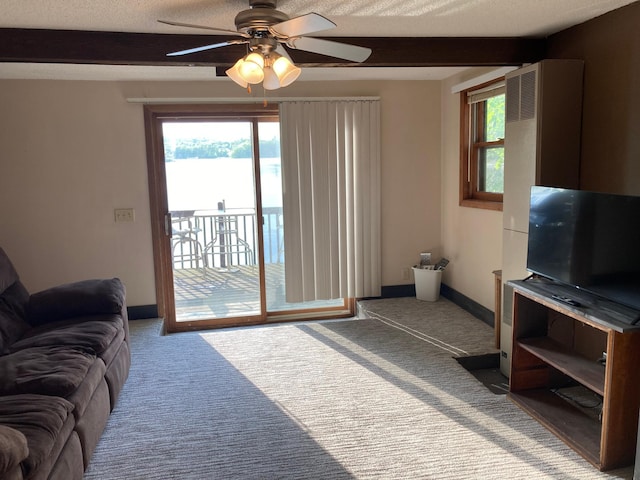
[272,56,301,87]
[238,56,264,84]
[225,59,248,88]
[244,52,265,69]
[262,66,280,90]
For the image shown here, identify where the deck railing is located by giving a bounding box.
[170,207,283,269]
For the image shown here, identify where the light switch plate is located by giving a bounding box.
[114,208,135,223]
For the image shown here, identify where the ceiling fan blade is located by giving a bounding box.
[269,13,335,38]
[287,37,372,63]
[276,43,294,62]
[166,40,246,57]
[158,20,250,38]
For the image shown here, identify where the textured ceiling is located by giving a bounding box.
[0,0,637,81]
[2,0,637,37]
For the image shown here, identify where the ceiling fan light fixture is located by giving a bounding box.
[238,53,265,84]
[262,66,281,90]
[225,58,249,88]
[272,55,301,87]
[244,52,265,68]
[163,2,370,92]
[226,50,299,90]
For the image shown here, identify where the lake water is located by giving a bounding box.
[166,157,284,263]
[165,157,282,212]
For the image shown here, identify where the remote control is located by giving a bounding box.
[552,294,582,307]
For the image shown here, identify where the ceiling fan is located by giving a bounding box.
[159,0,372,90]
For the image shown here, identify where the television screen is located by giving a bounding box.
[527,186,640,311]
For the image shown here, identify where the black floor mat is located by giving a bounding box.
[456,353,509,395]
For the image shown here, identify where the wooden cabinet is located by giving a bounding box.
[509,278,640,470]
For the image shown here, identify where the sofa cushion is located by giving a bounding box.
[0,248,19,296]
[0,346,96,397]
[0,280,29,320]
[0,424,29,475]
[0,281,31,354]
[0,248,29,353]
[0,309,30,356]
[0,394,74,479]
[27,278,125,326]
[10,316,121,357]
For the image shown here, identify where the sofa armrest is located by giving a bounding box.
[0,424,28,477]
[27,278,126,326]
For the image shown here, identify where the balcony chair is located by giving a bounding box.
[170,210,205,271]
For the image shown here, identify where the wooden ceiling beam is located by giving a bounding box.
[0,28,547,68]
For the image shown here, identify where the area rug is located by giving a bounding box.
[83,298,633,479]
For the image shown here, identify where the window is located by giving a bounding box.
[460,79,505,210]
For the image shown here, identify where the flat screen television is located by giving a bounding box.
[527,186,640,312]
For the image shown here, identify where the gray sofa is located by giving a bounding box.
[0,247,130,480]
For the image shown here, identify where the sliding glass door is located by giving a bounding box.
[144,105,350,332]
[258,122,347,314]
[163,120,262,321]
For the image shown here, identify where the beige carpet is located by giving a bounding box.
[83,297,633,479]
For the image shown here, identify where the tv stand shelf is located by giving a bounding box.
[512,277,640,331]
[508,279,640,471]
[510,389,602,466]
[517,337,605,395]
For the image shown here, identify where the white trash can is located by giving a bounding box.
[412,267,442,301]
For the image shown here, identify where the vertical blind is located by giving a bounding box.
[279,100,381,302]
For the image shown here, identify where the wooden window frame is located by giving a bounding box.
[459,79,505,211]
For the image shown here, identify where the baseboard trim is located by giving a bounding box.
[440,284,494,327]
[127,304,159,320]
[380,284,416,298]
[378,283,494,328]
[127,286,496,327]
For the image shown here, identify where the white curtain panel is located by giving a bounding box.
[279,100,381,302]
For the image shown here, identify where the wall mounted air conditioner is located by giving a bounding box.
[500,59,584,376]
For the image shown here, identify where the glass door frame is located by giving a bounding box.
[144,103,354,333]
[144,104,277,332]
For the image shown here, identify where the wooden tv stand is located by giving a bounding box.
[508,278,640,470]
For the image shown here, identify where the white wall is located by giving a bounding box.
[0,78,442,307]
[440,70,503,310]
[1,81,154,304]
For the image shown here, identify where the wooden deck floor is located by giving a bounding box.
[173,263,343,321]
